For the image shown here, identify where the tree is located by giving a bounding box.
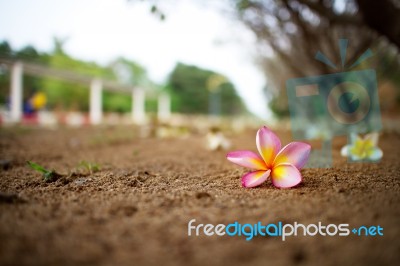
[166,63,246,115]
[0,39,162,113]
[230,0,400,116]
[304,0,400,49]
[0,41,13,59]
[39,39,114,111]
[107,57,158,113]
[0,41,13,103]
[109,57,150,87]
[0,42,46,104]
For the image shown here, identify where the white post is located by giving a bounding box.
[90,79,102,125]
[157,93,171,122]
[132,88,145,124]
[10,62,23,123]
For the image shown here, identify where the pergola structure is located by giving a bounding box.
[0,58,171,125]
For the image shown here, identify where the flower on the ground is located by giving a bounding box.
[226,126,311,188]
[340,132,382,161]
[206,131,231,151]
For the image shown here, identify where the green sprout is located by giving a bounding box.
[78,161,100,175]
[26,161,62,182]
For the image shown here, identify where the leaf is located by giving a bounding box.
[26,161,49,174]
[78,160,100,174]
[26,161,62,182]
[43,171,62,182]
[91,164,100,172]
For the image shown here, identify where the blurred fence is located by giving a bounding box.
[0,58,170,125]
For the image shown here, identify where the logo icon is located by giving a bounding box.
[286,39,382,167]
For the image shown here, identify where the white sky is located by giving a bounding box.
[0,0,270,118]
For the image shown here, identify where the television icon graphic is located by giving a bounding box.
[286,40,382,167]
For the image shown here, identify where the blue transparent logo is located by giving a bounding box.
[286,39,382,167]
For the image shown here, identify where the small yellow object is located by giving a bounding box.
[31,92,47,110]
[340,133,382,161]
[206,131,231,151]
[349,138,375,159]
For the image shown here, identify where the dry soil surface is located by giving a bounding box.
[0,126,399,266]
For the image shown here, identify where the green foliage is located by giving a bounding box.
[15,45,42,61]
[0,41,11,103]
[0,41,12,58]
[0,41,46,104]
[149,4,165,20]
[219,82,247,115]
[103,91,131,113]
[0,39,156,113]
[110,57,150,87]
[268,96,290,118]
[167,63,209,113]
[166,63,246,115]
[40,42,114,111]
[145,97,158,113]
[26,161,62,182]
[78,161,100,174]
[1,40,249,116]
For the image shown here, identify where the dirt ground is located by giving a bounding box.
[0,125,399,266]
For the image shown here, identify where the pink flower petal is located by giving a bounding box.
[271,163,302,188]
[241,170,271,188]
[227,151,268,170]
[256,126,281,168]
[273,142,311,170]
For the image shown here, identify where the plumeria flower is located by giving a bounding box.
[206,131,231,151]
[227,126,311,188]
[340,132,382,161]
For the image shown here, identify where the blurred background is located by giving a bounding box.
[0,0,399,128]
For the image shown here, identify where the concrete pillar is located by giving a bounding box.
[157,93,171,122]
[10,62,23,123]
[132,88,145,124]
[90,79,102,125]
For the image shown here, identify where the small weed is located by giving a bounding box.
[26,161,62,182]
[78,161,101,175]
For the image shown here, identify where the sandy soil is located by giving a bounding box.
[0,125,399,266]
